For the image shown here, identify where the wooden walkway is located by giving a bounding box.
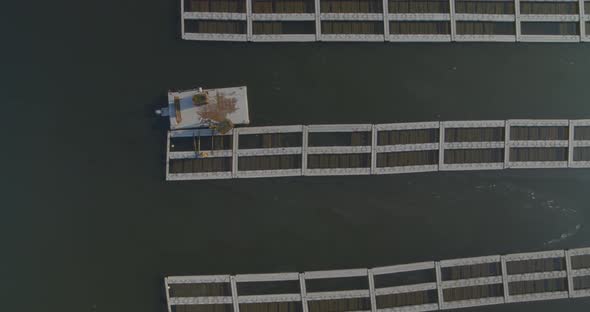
[181,0,590,42]
[164,247,590,312]
[165,119,590,181]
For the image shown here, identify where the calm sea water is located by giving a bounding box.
[3,1,590,312]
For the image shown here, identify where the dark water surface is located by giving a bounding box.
[3,1,590,312]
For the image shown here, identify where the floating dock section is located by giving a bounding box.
[181,0,590,42]
[164,247,590,312]
[165,119,590,181]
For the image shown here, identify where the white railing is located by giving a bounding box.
[166,119,590,181]
[165,247,590,312]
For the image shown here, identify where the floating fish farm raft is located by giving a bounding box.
[165,247,590,312]
[181,0,590,42]
[165,118,590,181]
